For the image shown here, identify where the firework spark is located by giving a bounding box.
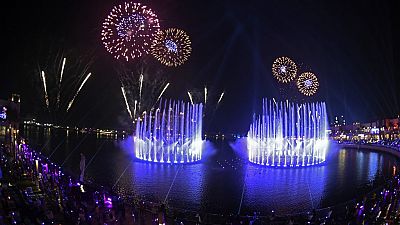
[296,72,319,96]
[187,92,194,105]
[35,48,94,124]
[67,73,92,111]
[101,2,160,61]
[217,91,225,105]
[139,73,144,99]
[134,100,138,119]
[156,83,170,103]
[138,73,143,110]
[41,71,50,110]
[118,66,168,120]
[151,28,192,67]
[272,98,277,106]
[121,86,133,119]
[204,86,207,105]
[59,58,66,84]
[56,57,67,108]
[272,56,297,83]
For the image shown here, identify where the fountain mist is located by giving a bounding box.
[134,99,203,163]
[247,98,329,167]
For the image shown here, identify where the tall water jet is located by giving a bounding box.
[247,98,329,167]
[134,99,203,163]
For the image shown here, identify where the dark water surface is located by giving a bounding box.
[22,125,399,215]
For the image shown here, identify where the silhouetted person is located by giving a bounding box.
[158,203,166,225]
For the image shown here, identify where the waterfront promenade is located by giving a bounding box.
[1,140,399,224]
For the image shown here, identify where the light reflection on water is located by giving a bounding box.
[22,125,399,215]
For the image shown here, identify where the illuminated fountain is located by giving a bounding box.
[134,99,203,163]
[247,98,329,167]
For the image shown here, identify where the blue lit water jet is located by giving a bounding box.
[134,99,203,163]
[247,98,329,167]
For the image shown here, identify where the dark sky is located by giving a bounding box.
[3,0,399,134]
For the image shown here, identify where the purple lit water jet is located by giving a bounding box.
[134,99,203,163]
[247,98,329,167]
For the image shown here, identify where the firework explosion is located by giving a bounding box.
[118,64,168,120]
[186,87,225,131]
[151,28,192,67]
[35,49,94,124]
[101,2,160,61]
[272,56,298,83]
[187,87,225,114]
[186,87,224,106]
[296,72,319,96]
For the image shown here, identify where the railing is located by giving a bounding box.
[338,142,400,158]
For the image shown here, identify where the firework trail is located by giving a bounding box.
[67,72,92,112]
[204,86,207,105]
[59,58,66,84]
[56,57,66,108]
[217,91,225,105]
[41,71,50,110]
[187,92,194,105]
[134,100,138,119]
[156,83,170,103]
[117,62,169,120]
[139,73,143,110]
[121,86,133,119]
[139,74,144,99]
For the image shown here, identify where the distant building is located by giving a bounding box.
[0,94,20,148]
[332,115,346,127]
[330,116,399,142]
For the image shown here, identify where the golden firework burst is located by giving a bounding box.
[296,72,319,96]
[272,56,298,83]
[151,28,192,67]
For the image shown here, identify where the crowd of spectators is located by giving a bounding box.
[1,139,399,224]
[0,142,145,224]
[374,139,400,151]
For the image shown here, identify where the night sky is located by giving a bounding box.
[3,0,399,134]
